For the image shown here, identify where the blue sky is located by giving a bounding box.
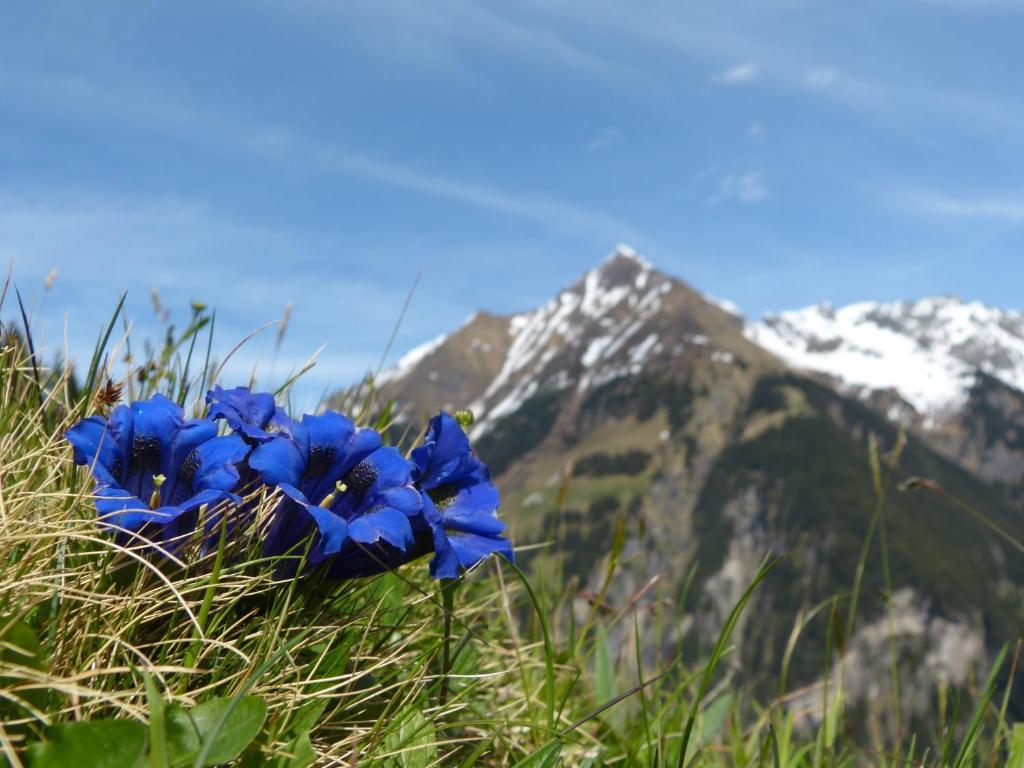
[3,1,1024,405]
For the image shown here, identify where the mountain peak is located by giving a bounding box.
[583,244,657,293]
[603,243,651,268]
[367,244,777,441]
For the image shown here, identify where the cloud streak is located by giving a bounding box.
[587,127,622,152]
[710,172,767,204]
[711,63,759,85]
[898,190,1024,222]
[242,131,634,242]
[0,74,634,245]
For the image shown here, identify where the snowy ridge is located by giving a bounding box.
[747,296,1024,419]
[376,331,451,385]
[377,311,492,385]
[468,245,670,437]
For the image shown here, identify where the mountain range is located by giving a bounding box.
[344,245,1024,726]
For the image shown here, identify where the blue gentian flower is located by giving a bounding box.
[411,412,513,579]
[249,410,424,575]
[65,394,249,544]
[206,385,292,443]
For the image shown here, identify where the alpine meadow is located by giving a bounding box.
[3,2,1024,765]
[1,247,1023,765]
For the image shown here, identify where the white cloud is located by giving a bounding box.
[747,120,765,141]
[587,127,622,152]
[803,67,839,90]
[898,190,1024,221]
[711,63,759,85]
[710,172,767,204]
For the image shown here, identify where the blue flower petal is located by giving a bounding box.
[429,545,461,579]
[448,531,514,572]
[262,495,313,563]
[191,434,250,493]
[205,385,299,444]
[130,394,183,448]
[302,411,355,461]
[95,485,239,534]
[348,507,414,550]
[65,416,121,486]
[272,482,348,562]
[444,509,506,538]
[168,420,218,474]
[276,482,311,506]
[94,484,153,531]
[121,394,183,498]
[341,428,383,473]
[375,486,425,518]
[106,405,134,461]
[324,539,425,579]
[174,487,242,515]
[421,487,510,578]
[299,411,357,499]
[302,504,349,560]
[163,419,219,503]
[207,385,275,429]
[436,485,504,536]
[250,430,308,487]
[420,496,457,579]
[357,446,414,492]
[411,412,479,489]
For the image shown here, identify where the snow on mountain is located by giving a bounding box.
[746,296,1024,420]
[376,330,451,385]
[374,248,1024,440]
[467,245,674,437]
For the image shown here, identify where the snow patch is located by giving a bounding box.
[747,296,1024,418]
[708,295,743,317]
[377,331,449,384]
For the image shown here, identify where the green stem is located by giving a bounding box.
[439,579,458,708]
[144,672,169,768]
[182,511,229,678]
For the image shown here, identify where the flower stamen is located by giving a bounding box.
[319,480,348,510]
[148,474,166,510]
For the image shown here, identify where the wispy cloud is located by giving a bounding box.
[711,63,759,85]
[802,67,839,90]
[517,3,1024,144]
[243,130,634,242]
[290,0,650,84]
[0,74,635,245]
[587,127,622,152]
[897,189,1024,221]
[909,0,1024,9]
[710,172,767,204]
[747,121,765,141]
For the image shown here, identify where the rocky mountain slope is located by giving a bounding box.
[347,246,1024,723]
[748,297,1024,501]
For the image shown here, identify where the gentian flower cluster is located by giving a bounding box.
[65,388,513,580]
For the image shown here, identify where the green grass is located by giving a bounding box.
[0,302,1021,766]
